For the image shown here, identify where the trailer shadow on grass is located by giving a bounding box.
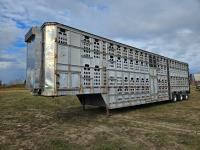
[55,99,174,122]
[55,105,106,123]
[110,100,173,115]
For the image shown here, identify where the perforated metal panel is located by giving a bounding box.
[25,22,190,109]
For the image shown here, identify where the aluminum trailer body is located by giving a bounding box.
[25,22,190,110]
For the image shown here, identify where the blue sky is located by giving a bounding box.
[0,0,200,84]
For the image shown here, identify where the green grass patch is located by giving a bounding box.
[0,86,200,149]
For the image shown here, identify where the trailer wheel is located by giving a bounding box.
[184,94,189,100]
[172,95,177,102]
[179,94,183,101]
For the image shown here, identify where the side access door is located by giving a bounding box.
[149,67,158,101]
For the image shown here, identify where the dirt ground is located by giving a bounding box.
[0,87,200,150]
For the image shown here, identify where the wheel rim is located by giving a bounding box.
[185,95,188,100]
[180,95,183,101]
[174,96,177,102]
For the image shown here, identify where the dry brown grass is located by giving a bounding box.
[0,86,200,150]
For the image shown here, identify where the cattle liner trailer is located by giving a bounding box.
[25,22,190,113]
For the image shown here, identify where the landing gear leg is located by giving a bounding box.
[106,107,111,116]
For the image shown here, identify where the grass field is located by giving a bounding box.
[0,87,200,150]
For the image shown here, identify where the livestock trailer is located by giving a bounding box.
[25,22,190,114]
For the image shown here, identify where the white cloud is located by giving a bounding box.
[0,51,26,69]
[0,19,21,50]
[0,0,200,83]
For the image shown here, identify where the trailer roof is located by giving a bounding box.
[41,22,188,66]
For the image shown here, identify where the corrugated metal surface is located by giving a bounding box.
[43,25,57,96]
[25,22,190,109]
[26,27,42,91]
